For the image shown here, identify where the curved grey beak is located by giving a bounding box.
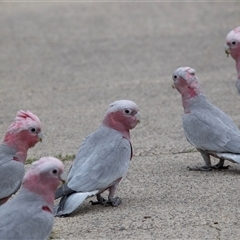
[38,132,43,142]
[60,172,67,184]
[225,44,230,57]
[136,112,141,124]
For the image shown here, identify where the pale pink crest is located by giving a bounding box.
[226,27,240,43]
[7,110,41,134]
[24,157,64,181]
[106,100,139,114]
[173,67,197,83]
[233,27,240,34]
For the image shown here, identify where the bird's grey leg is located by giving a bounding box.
[90,193,108,205]
[212,158,229,169]
[188,149,212,171]
[107,182,122,207]
[90,179,122,207]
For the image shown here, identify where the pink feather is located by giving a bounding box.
[7,110,41,134]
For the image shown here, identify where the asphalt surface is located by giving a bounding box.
[1,2,240,240]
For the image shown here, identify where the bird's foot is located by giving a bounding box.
[187,165,212,171]
[212,164,229,170]
[109,197,122,207]
[90,196,122,207]
[90,195,108,205]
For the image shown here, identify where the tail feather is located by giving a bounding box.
[55,184,75,200]
[54,190,99,217]
[211,152,240,164]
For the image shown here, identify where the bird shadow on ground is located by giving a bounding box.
[184,164,240,176]
[217,165,240,175]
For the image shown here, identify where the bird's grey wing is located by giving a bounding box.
[68,132,98,177]
[210,103,240,132]
[55,127,108,199]
[0,160,24,199]
[67,126,121,179]
[183,111,240,153]
[67,128,131,192]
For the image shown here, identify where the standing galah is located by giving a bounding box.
[0,157,65,240]
[225,27,240,93]
[172,67,240,171]
[0,110,42,205]
[54,100,140,217]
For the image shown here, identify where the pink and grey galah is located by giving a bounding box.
[0,110,42,205]
[54,100,140,217]
[225,27,240,93]
[172,67,240,171]
[0,157,65,240]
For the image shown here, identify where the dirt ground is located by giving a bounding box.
[1,2,240,240]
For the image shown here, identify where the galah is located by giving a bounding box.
[225,27,240,93]
[0,157,65,240]
[172,67,240,171]
[0,110,42,205]
[54,100,140,217]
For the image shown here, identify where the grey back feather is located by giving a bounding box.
[67,125,132,192]
[183,95,240,153]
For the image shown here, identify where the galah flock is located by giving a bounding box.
[2,22,240,239]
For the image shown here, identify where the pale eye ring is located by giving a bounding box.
[173,75,178,80]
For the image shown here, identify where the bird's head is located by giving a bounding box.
[4,110,43,157]
[225,27,240,60]
[103,100,140,137]
[23,157,65,205]
[172,67,201,98]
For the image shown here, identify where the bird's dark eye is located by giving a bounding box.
[173,75,178,79]
[232,41,236,45]
[125,109,130,114]
[52,169,58,174]
[30,128,36,133]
